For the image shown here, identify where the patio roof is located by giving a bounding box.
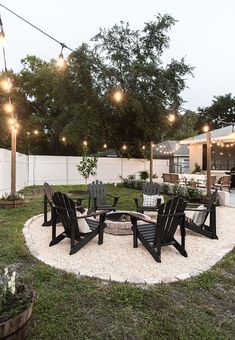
[180,125,235,145]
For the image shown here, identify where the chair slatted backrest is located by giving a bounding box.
[200,190,217,225]
[89,180,106,205]
[43,182,55,205]
[142,182,160,195]
[210,176,217,187]
[156,197,186,245]
[53,192,80,239]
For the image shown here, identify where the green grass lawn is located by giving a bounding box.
[0,184,234,339]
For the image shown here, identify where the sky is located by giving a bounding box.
[0,0,234,111]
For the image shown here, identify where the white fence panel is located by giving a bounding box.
[0,148,169,194]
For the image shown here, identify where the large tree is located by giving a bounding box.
[91,14,193,154]
[197,93,235,129]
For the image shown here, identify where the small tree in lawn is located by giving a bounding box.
[77,145,97,184]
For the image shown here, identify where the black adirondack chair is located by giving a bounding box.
[134,182,161,213]
[130,197,187,263]
[185,190,218,239]
[42,182,83,226]
[50,192,107,255]
[88,180,119,212]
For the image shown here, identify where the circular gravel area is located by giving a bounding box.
[23,207,235,284]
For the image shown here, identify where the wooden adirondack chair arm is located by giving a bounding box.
[128,212,156,224]
[107,194,119,199]
[185,208,210,212]
[76,210,108,219]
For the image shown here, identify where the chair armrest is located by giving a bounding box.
[77,210,108,219]
[107,194,120,199]
[107,194,119,206]
[128,212,156,224]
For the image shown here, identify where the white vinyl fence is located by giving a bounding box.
[0,148,169,195]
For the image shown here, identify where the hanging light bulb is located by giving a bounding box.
[103,143,107,149]
[168,113,176,123]
[3,102,14,114]
[34,129,39,135]
[61,136,66,142]
[56,44,66,69]
[122,144,127,150]
[1,78,12,92]
[83,140,88,146]
[113,88,123,103]
[202,124,210,133]
[141,145,146,150]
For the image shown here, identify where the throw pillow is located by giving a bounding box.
[143,194,159,207]
[192,205,207,226]
[77,211,91,233]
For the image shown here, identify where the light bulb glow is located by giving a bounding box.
[61,137,66,142]
[83,140,88,146]
[34,130,39,135]
[103,143,107,149]
[168,113,176,123]
[113,90,123,103]
[142,145,146,150]
[122,144,127,150]
[3,102,14,114]
[56,53,66,68]
[202,124,209,133]
[1,78,12,92]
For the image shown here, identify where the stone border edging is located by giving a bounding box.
[23,214,235,285]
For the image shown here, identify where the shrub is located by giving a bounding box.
[160,183,170,194]
[138,171,149,181]
[120,175,145,190]
[185,187,203,201]
[173,184,186,197]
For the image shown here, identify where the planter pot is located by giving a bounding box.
[0,200,24,209]
[0,285,34,340]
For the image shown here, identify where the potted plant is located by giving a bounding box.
[0,267,34,339]
[0,193,25,208]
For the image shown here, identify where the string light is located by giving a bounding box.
[103,143,107,149]
[83,140,88,146]
[202,124,210,133]
[61,136,66,142]
[1,77,12,92]
[141,145,146,150]
[113,89,123,103]
[168,113,176,123]
[56,44,66,69]
[122,144,127,150]
[34,129,39,135]
[3,101,14,114]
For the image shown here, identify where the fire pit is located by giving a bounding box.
[104,211,154,236]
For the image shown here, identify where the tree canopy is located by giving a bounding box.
[197,93,235,129]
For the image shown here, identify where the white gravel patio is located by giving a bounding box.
[23,206,235,285]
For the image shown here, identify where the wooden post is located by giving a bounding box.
[206,130,211,197]
[150,141,153,183]
[11,130,17,195]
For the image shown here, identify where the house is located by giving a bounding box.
[154,140,189,173]
[180,125,235,177]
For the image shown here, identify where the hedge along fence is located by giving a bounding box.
[121,174,205,202]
